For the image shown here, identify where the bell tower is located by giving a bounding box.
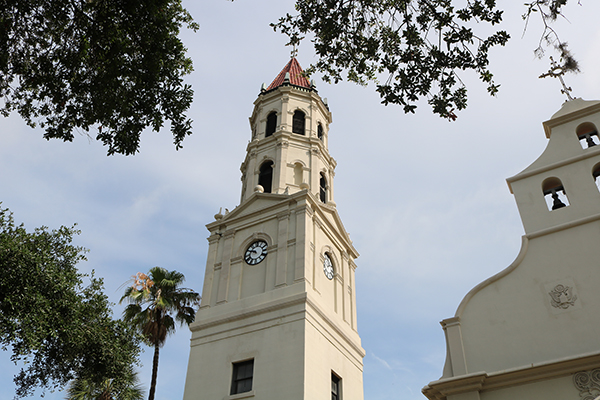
[183,59,365,400]
[423,98,600,400]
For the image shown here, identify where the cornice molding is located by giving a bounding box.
[543,102,600,138]
[525,212,600,240]
[506,145,600,190]
[423,351,600,400]
[190,291,308,333]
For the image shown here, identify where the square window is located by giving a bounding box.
[231,359,254,395]
[331,373,341,400]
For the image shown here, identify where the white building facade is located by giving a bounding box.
[183,59,365,400]
[423,99,600,400]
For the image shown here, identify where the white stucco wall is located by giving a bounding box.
[424,99,600,400]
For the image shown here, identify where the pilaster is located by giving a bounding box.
[274,138,289,193]
[216,229,235,304]
[294,201,313,283]
[329,169,335,203]
[242,148,258,200]
[275,211,290,287]
[309,147,320,196]
[342,251,350,323]
[281,93,290,132]
[441,317,468,376]
[200,233,221,309]
[349,259,358,331]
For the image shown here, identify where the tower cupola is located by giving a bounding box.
[240,58,336,206]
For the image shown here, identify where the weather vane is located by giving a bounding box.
[539,56,575,101]
[291,44,298,59]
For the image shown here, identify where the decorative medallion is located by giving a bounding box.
[573,369,600,400]
[549,284,578,309]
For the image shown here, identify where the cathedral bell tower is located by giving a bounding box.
[183,58,365,400]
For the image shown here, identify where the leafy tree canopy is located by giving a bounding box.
[273,0,580,119]
[0,207,141,397]
[523,0,579,72]
[0,0,197,155]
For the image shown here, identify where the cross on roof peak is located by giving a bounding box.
[539,56,575,101]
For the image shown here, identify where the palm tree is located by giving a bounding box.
[120,267,200,400]
[65,369,145,400]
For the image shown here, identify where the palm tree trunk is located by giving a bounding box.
[99,390,112,400]
[148,343,160,400]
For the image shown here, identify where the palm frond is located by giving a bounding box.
[120,266,200,391]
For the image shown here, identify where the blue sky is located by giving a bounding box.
[2,1,600,399]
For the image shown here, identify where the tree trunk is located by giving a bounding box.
[148,343,160,400]
[99,390,112,400]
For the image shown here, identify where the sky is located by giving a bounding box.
[2,1,600,400]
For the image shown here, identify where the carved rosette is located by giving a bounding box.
[574,369,600,399]
[549,284,578,309]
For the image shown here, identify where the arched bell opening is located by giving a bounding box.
[320,172,328,203]
[292,110,306,135]
[265,112,277,138]
[592,162,600,192]
[576,122,599,149]
[542,177,569,211]
[258,161,274,193]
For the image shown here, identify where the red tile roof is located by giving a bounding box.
[266,58,312,91]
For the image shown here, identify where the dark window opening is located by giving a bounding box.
[542,177,569,211]
[292,110,305,135]
[331,373,341,400]
[231,359,254,395]
[318,123,324,140]
[266,112,277,137]
[320,173,327,203]
[259,161,274,193]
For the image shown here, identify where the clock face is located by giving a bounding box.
[323,254,334,280]
[244,240,268,265]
